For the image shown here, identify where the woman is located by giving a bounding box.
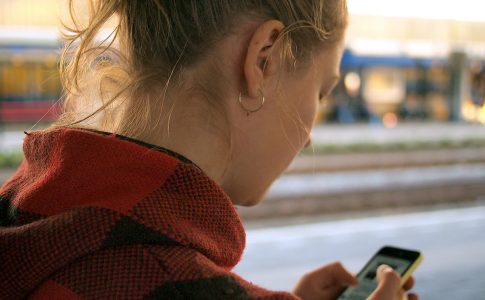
[0,0,418,299]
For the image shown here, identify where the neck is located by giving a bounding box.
[140,96,231,186]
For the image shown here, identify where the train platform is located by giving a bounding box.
[308,121,485,147]
[1,121,484,153]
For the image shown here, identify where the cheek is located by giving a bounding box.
[291,79,320,131]
[299,94,319,130]
[283,94,318,150]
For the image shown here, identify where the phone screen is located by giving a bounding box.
[337,252,415,300]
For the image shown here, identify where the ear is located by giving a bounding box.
[243,20,284,99]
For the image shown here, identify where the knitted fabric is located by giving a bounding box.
[0,127,298,300]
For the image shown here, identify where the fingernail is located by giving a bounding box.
[379,264,392,272]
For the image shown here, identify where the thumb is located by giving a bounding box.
[368,265,401,300]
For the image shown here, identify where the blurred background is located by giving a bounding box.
[0,0,484,299]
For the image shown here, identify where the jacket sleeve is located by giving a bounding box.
[29,244,300,300]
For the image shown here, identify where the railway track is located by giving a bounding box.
[238,147,485,221]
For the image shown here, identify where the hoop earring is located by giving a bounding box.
[238,90,265,116]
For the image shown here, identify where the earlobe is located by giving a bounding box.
[243,20,284,99]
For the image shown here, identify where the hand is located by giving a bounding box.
[368,265,418,300]
[292,262,358,300]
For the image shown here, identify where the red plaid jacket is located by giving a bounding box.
[0,127,298,300]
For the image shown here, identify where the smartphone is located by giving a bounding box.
[337,245,423,300]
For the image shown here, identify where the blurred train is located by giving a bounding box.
[1,28,484,125]
[0,28,61,124]
[321,49,485,126]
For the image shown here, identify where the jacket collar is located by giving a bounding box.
[0,127,246,297]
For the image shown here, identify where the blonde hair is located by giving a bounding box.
[51,0,348,141]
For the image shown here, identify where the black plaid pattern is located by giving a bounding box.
[0,207,121,299]
[145,275,251,300]
[52,245,170,299]
[101,216,178,249]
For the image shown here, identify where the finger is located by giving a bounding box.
[407,292,419,300]
[293,262,358,300]
[368,265,401,300]
[306,262,358,287]
[328,262,359,287]
[403,276,415,291]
